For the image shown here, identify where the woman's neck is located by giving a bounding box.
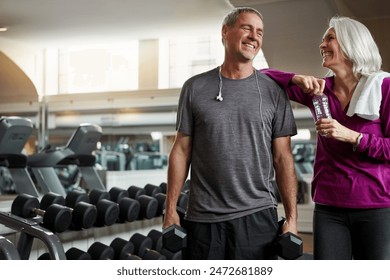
[333,67,359,97]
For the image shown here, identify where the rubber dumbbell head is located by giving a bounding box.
[159,247,182,260]
[110,238,141,260]
[95,199,119,226]
[66,247,91,260]
[109,187,129,202]
[275,217,303,260]
[162,224,187,253]
[137,195,158,219]
[130,233,166,260]
[40,192,66,210]
[37,252,51,260]
[144,183,162,197]
[127,185,146,199]
[276,232,303,260]
[65,191,90,207]
[147,229,163,251]
[71,201,98,229]
[154,193,167,217]
[41,204,72,233]
[117,197,140,222]
[89,189,110,205]
[88,242,115,260]
[159,182,167,194]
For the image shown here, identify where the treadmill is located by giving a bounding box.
[28,123,106,196]
[0,116,39,196]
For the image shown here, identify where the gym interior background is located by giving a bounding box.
[0,0,389,260]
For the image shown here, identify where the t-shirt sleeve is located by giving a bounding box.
[176,81,193,135]
[272,83,298,138]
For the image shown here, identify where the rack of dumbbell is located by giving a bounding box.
[0,180,189,260]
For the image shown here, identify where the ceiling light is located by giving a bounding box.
[0,27,8,32]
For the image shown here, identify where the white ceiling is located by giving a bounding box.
[0,0,234,47]
[0,0,389,76]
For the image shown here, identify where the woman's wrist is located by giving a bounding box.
[353,133,363,151]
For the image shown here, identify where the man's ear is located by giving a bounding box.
[221,25,228,45]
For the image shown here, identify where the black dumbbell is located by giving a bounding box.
[147,229,181,260]
[88,242,115,260]
[38,247,91,260]
[65,247,91,260]
[159,182,167,194]
[162,224,187,253]
[147,229,163,251]
[154,193,166,216]
[109,238,141,260]
[40,192,97,230]
[108,187,141,222]
[144,183,163,197]
[108,187,129,202]
[11,193,72,233]
[66,190,119,227]
[160,198,187,257]
[127,185,146,199]
[37,252,51,260]
[130,233,166,260]
[127,186,158,219]
[275,217,303,260]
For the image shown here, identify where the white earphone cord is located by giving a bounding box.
[216,66,223,101]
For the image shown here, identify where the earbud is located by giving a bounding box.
[216,66,224,102]
[215,94,223,102]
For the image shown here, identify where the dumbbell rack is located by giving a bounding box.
[0,211,66,260]
[0,235,20,260]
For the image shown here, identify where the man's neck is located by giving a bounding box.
[220,62,254,79]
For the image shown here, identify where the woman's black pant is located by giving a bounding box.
[314,204,390,260]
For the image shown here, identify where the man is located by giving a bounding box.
[163,7,298,259]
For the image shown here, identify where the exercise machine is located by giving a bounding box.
[28,123,106,196]
[0,116,39,196]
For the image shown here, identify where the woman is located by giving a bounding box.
[261,16,390,259]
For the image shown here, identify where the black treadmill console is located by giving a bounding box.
[0,116,34,155]
[66,123,102,155]
[28,123,102,167]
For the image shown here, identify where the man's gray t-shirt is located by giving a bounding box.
[176,67,297,223]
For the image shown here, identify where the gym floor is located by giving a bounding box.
[299,232,313,260]
[301,233,313,254]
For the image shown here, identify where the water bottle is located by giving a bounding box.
[312,94,331,121]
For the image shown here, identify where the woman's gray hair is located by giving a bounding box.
[223,7,263,27]
[326,16,382,77]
